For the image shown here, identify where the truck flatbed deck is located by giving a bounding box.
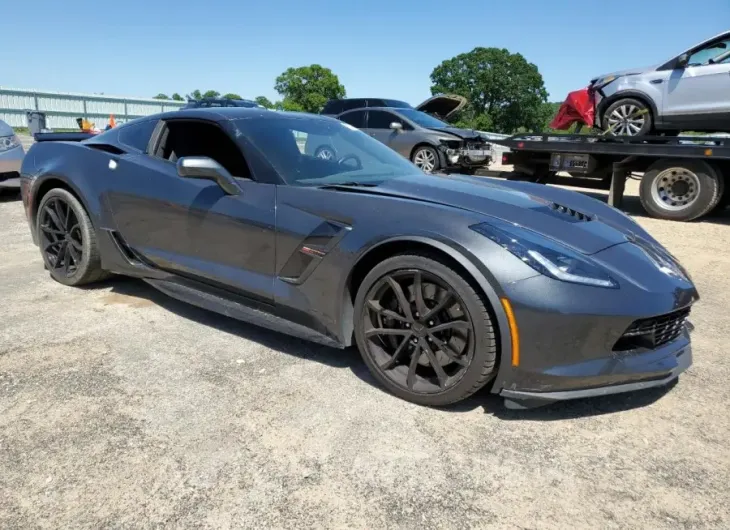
[488,133,730,222]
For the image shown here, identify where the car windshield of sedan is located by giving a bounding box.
[396,109,450,128]
[233,116,421,186]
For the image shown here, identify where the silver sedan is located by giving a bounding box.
[0,119,24,189]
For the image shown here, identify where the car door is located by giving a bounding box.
[105,117,277,304]
[363,110,414,158]
[663,36,730,122]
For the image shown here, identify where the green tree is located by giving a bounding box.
[255,96,274,109]
[540,101,562,130]
[430,47,548,133]
[223,93,242,100]
[171,93,184,101]
[153,93,169,100]
[274,64,346,113]
[186,89,203,100]
[274,99,305,112]
[202,90,221,99]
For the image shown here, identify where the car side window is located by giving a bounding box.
[339,110,366,129]
[688,38,730,66]
[153,120,253,180]
[118,119,158,153]
[367,110,401,129]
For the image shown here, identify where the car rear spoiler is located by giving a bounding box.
[33,132,96,143]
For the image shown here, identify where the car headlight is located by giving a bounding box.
[0,135,20,152]
[471,220,618,289]
[593,75,619,89]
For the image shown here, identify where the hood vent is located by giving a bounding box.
[548,202,595,222]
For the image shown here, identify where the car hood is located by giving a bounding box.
[367,174,658,255]
[425,126,488,141]
[416,95,467,120]
[0,121,14,137]
[590,64,658,83]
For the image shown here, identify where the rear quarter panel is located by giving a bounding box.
[22,141,121,234]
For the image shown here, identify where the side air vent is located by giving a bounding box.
[279,220,351,284]
[86,144,126,155]
[548,202,594,222]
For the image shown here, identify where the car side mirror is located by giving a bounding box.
[676,53,689,68]
[176,156,241,195]
[389,121,403,132]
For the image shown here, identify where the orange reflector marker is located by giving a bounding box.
[705,148,713,156]
[500,298,520,367]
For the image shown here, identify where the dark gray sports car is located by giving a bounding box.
[19,108,698,409]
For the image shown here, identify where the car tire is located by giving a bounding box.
[314,145,336,160]
[36,188,110,286]
[639,159,722,221]
[602,98,653,136]
[411,145,440,173]
[354,253,497,406]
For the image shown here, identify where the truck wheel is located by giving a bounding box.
[602,98,653,136]
[640,159,722,221]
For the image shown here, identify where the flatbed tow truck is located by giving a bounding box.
[485,133,730,222]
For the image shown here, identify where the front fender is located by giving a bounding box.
[341,233,514,374]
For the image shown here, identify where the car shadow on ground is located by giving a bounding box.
[0,189,21,203]
[577,187,730,226]
[91,276,678,422]
[445,380,676,421]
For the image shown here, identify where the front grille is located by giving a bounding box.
[613,307,691,352]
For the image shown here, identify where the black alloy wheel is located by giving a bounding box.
[355,254,497,406]
[36,188,108,286]
[39,196,83,277]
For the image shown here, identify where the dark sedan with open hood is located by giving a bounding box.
[19,108,697,409]
[311,95,492,174]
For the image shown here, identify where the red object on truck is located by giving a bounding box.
[549,88,596,130]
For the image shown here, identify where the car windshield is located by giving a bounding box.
[233,115,421,186]
[396,109,449,128]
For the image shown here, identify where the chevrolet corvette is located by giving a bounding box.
[19,108,698,409]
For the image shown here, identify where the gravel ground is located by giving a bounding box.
[1,180,729,529]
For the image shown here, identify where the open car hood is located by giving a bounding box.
[416,95,467,120]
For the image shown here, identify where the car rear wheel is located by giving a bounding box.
[602,98,653,136]
[36,188,109,286]
[354,254,497,406]
[639,159,722,221]
[412,146,440,173]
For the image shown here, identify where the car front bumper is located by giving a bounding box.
[500,336,692,408]
[0,144,25,175]
[491,249,698,408]
[439,146,491,171]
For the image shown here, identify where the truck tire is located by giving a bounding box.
[710,163,729,214]
[639,159,722,221]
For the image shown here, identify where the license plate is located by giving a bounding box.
[550,153,592,172]
[466,149,489,157]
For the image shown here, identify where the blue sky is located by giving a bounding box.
[2,0,728,103]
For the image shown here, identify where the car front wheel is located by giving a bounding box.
[602,98,653,136]
[354,254,498,406]
[412,146,440,173]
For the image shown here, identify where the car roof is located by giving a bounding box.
[346,106,416,113]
